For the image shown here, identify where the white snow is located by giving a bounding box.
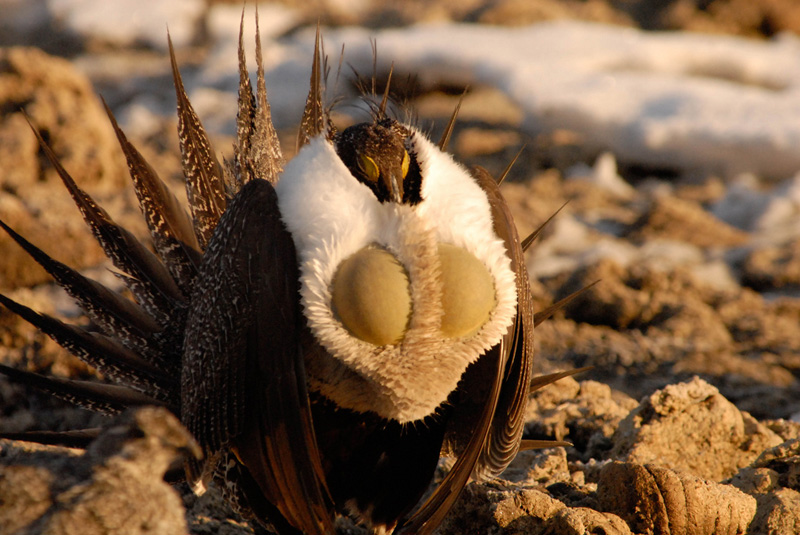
[271,21,800,181]
[29,2,800,182]
[566,152,635,197]
[46,0,205,49]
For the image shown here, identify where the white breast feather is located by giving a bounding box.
[274,130,518,422]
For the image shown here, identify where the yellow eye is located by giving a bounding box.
[401,150,410,178]
[359,154,380,182]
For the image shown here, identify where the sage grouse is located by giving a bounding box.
[0,18,574,535]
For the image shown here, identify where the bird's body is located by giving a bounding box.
[0,19,544,535]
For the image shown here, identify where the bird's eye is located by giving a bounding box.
[401,150,410,178]
[359,154,380,182]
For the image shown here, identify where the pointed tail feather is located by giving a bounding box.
[519,439,573,451]
[533,281,600,327]
[297,25,326,151]
[232,11,257,189]
[103,100,202,297]
[231,9,284,189]
[168,33,228,250]
[0,293,177,402]
[496,145,525,186]
[26,120,184,323]
[250,7,284,184]
[438,89,466,152]
[0,364,169,415]
[529,367,593,394]
[0,219,164,356]
[521,201,569,253]
[0,428,100,449]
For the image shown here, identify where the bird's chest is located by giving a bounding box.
[275,136,518,423]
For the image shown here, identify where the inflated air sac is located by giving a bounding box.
[332,243,496,345]
[437,243,496,339]
[332,246,412,346]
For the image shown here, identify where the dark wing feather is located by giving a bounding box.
[181,179,334,534]
[471,165,535,478]
[168,33,228,250]
[103,100,202,296]
[397,343,505,535]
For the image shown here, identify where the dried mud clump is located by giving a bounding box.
[730,439,800,533]
[429,376,795,535]
[610,377,782,482]
[596,462,756,535]
[0,47,128,289]
[0,407,199,535]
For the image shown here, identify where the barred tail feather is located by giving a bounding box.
[297,25,326,151]
[0,428,100,449]
[251,9,284,184]
[168,33,228,250]
[0,219,164,360]
[233,10,284,188]
[232,12,257,189]
[0,364,169,415]
[28,122,185,324]
[103,100,203,297]
[0,294,176,402]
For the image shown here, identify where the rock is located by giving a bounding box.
[661,0,800,38]
[555,258,648,330]
[556,259,733,354]
[596,461,757,535]
[500,447,572,487]
[747,488,800,535]
[524,377,638,458]
[0,407,200,535]
[0,47,129,289]
[610,377,783,481]
[731,438,800,494]
[743,239,800,292]
[727,438,800,535]
[476,0,634,27]
[455,127,521,157]
[491,487,566,534]
[542,506,632,535]
[626,195,749,248]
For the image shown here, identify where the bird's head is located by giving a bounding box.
[335,118,420,205]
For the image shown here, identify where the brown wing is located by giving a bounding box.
[181,179,334,535]
[471,165,535,477]
[396,166,534,534]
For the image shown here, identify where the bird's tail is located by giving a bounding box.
[0,13,305,440]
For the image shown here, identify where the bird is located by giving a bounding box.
[0,15,581,535]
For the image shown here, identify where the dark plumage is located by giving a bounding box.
[0,15,582,535]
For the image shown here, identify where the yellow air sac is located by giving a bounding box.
[332,247,411,346]
[438,243,496,339]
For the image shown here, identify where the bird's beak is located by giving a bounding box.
[385,172,403,203]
